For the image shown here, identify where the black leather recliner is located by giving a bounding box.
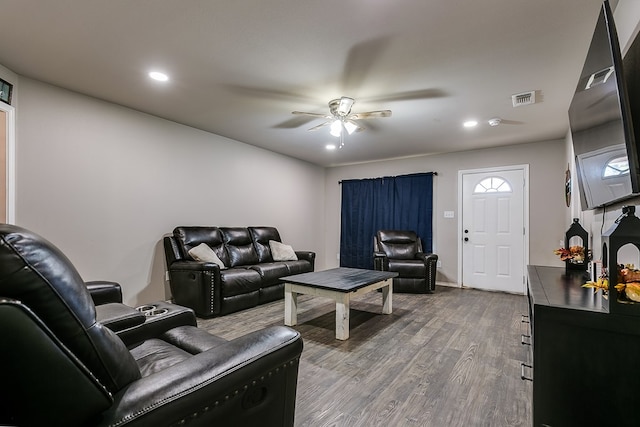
[0,224,303,427]
[373,229,438,293]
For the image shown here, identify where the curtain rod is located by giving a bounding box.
[338,171,437,184]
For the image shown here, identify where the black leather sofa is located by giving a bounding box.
[373,229,438,293]
[164,226,315,317]
[0,224,303,426]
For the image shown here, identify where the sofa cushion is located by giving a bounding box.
[173,226,230,266]
[269,240,298,261]
[221,227,259,267]
[251,262,290,286]
[219,268,262,297]
[249,226,281,263]
[388,259,426,278]
[377,230,420,260]
[188,243,227,269]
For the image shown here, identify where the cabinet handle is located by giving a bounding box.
[520,363,533,381]
[521,334,531,346]
[521,314,529,324]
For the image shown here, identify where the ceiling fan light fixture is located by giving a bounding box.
[330,120,343,137]
[337,97,354,116]
[344,121,358,135]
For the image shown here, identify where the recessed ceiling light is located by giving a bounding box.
[326,144,336,150]
[463,120,478,128]
[149,71,169,82]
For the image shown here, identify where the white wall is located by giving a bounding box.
[15,77,326,306]
[324,139,568,285]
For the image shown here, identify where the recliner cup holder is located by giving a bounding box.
[136,304,169,317]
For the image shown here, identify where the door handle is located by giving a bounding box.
[464,237,469,242]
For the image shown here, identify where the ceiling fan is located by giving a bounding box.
[292,96,392,147]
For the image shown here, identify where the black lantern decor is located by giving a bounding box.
[564,218,589,271]
[602,205,640,315]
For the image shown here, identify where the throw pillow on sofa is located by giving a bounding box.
[188,243,227,269]
[269,240,298,261]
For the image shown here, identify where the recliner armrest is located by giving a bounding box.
[96,326,303,427]
[86,281,123,305]
[416,252,438,265]
[373,251,389,271]
[96,303,146,333]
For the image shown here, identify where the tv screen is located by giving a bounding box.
[568,0,640,210]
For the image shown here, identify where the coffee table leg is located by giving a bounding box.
[335,293,350,340]
[284,283,297,326]
[381,278,392,314]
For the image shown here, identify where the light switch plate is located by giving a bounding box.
[444,211,455,218]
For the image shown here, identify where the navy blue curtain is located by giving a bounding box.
[340,172,434,269]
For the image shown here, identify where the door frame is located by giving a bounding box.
[457,164,530,290]
[0,101,15,224]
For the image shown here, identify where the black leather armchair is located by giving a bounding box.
[373,229,438,293]
[0,224,303,427]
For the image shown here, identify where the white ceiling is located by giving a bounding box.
[0,1,606,167]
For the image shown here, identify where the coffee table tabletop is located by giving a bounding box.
[282,267,398,340]
[282,267,398,291]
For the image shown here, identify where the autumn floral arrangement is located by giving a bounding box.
[583,264,640,303]
[553,246,590,263]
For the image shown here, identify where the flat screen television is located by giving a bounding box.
[569,0,640,210]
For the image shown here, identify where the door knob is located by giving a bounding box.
[464,237,469,242]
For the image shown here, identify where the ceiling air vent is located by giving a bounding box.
[512,91,536,107]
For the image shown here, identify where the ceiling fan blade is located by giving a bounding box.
[225,84,315,103]
[342,36,391,94]
[273,115,320,129]
[363,89,448,103]
[292,111,333,119]
[349,110,392,119]
[307,121,332,131]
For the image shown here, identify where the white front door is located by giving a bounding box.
[460,166,528,294]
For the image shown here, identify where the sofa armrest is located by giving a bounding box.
[168,260,222,272]
[86,281,123,305]
[96,326,303,427]
[167,261,222,318]
[294,251,316,270]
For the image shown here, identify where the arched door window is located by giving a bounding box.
[473,176,512,194]
[603,156,629,178]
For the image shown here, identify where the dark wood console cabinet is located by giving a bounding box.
[527,265,640,427]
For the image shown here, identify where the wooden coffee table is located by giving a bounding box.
[282,267,398,340]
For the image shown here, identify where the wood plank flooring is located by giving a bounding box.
[197,286,532,427]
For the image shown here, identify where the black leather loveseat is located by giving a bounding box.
[164,226,315,317]
[0,224,303,426]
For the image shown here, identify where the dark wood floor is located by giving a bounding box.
[198,286,532,427]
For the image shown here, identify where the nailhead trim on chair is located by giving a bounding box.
[207,271,215,314]
[167,358,300,426]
